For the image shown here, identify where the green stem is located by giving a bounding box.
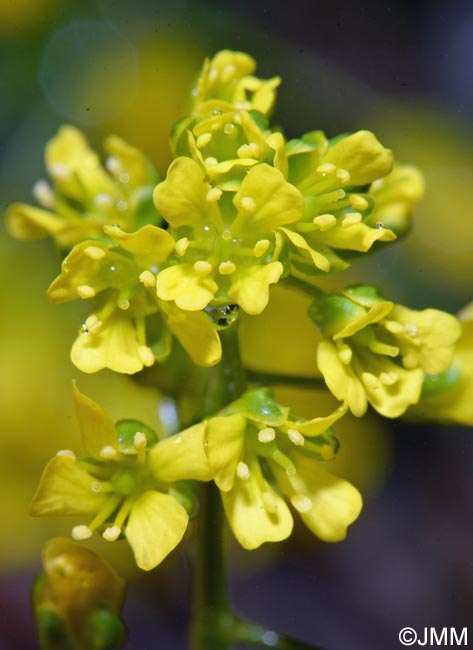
[247,370,327,390]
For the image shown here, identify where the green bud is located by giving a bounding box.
[421,366,462,397]
[88,607,127,650]
[342,284,385,308]
[116,419,158,454]
[308,294,366,337]
[36,608,72,650]
[233,387,289,426]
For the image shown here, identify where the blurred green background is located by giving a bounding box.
[1,0,472,648]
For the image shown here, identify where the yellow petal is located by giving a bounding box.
[104,224,175,267]
[156,264,217,311]
[153,157,214,228]
[221,458,293,549]
[30,456,107,516]
[205,414,246,492]
[149,423,212,483]
[71,312,146,375]
[273,455,362,542]
[312,221,396,252]
[6,203,63,241]
[232,164,304,235]
[46,125,117,200]
[279,227,331,272]
[322,131,393,185]
[104,134,155,190]
[125,491,188,571]
[166,305,222,367]
[296,402,348,437]
[72,383,117,457]
[317,341,368,417]
[46,241,110,304]
[389,305,462,374]
[228,262,283,315]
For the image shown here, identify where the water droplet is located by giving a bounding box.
[375,221,384,229]
[223,123,235,135]
[211,108,222,116]
[119,172,130,184]
[191,87,198,96]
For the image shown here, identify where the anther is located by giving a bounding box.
[77,285,96,299]
[100,445,118,460]
[56,449,76,459]
[349,195,369,211]
[258,427,276,443]
[291,494,313,513]
[320,445,335,460]
[196,133,212,148]
[237,143,259,158]
[405,323,419,338]
[316,162,336,175]
[33,180,55,208]
[253,239,270,257]
[85,245,106,261]
[313,214,337,231]
[361,372,380,390]
[218,261,236,275]
[287,429,305,446]
[338,344,352,365]
[241,196,256,212]
[72,525,93,541]
[342,212,362,228]
[175,237,189,256]
[384,320,404,334]
[204,157,218,167]
[206,187,222,202]
[336,169,351,184]
[103,525,121,542]
[139,270,156,287]
[402,351,418,369]
[133,431,147,451]
[236,461,250,480]
[194,261,213,275]
[138,346,155,367]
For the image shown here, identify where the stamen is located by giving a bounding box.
[194,261,213,275]
[103,525,121,542]
[175,237,190,256]
[320,444,335,460]
[291,494,313,513]
[138,346,155,367]
[258,427,276,443]
[133,431,147,451]
[218,261,236,275]
[56,449,76,459]
[341,212,362,228]
[95,193,114,208]
[316,163,336,175]
[85,245,106,261]
[287,429,305,446]
[384,320,404,334]
[313,214,337,231]
[336,169,351,184]
[361,372,380,390]
[236,461,250,480]
[196,133,212,148]
[240,196,256,212]
[380,371,399,385]
[237,143,259,158]
[253,239,270,257]
[405,323,419,337]
[271,449,296,476]
[77,285,96,299]
[262,491,278,513]
[100,445,118,460]
[72,525,93,541]
[349,195,369,211]
[139,270,156,287]
[402,351,418,369]
[337,343,352,365]
[48,163,69,179]
[204,157,218,167]
[206,187,222,202]
[33,180,55,208]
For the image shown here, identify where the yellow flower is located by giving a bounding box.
[33,537,126,649]
[310,286,462,417]
[30,385,189,571]
[369,163,425,236]
[6,125,159,249]
[190,50,280,118]
[282,130,397,275]
[47,224,221,373]
[150,389,361,550]
[407,304,473,425]
[153,157,304,315]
